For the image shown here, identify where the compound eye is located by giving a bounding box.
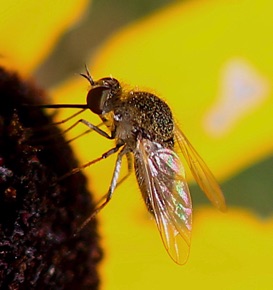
[86,86,110,114]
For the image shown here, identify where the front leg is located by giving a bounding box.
[79,119,114,139]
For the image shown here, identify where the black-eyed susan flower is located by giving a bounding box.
[1,0,273,289]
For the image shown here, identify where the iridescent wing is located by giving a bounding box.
[174,125,226,212]
[136,138,192,264]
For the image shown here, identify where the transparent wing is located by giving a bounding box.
[136,139,192,265]
[174,125,226,212]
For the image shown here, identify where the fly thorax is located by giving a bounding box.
[127,92,174,143]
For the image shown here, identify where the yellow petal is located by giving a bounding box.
[99,206,273,290]
[91,0,273,181]
[0,0,90,75]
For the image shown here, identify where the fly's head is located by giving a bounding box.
[81,71,121,116]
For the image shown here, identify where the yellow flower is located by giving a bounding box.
[1,0,273,289]
[0,1,89,75]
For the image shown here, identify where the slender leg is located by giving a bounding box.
[90,152,133,206]
[58,144,122,181]
[50,118,111,140]
[75,146,129,234]
[33,108,87,132]
[32,117,111,145]
[55,119,117,181]
[64,121,104,143]
[63,122,105,143]
[51,108,87,126]
[65,129,92,144]
[79,119,113,139]
[29,110,87,143]
[116,152,133,187]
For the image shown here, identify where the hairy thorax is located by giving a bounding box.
[113,91,174,149]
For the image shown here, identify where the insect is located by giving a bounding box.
[37,67,226,265]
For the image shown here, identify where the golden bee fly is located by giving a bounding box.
[37,67,226,264]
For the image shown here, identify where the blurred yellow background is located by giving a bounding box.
[1,0,273,289]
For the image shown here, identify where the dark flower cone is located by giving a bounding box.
[0,67,102,289]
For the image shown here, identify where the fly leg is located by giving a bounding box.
[55,118,116,181]
[65,122,105,144]
[116,152,133,187]
[63,117,114,143]
[53,118,112,142]
[90,152,133,208]
[48,108,87,126]
[58,144,122,181]
[28,109,88,143]
[75,146,129,235]
[52,118,106,143]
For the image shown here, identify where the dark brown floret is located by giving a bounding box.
[0,67,102,290]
